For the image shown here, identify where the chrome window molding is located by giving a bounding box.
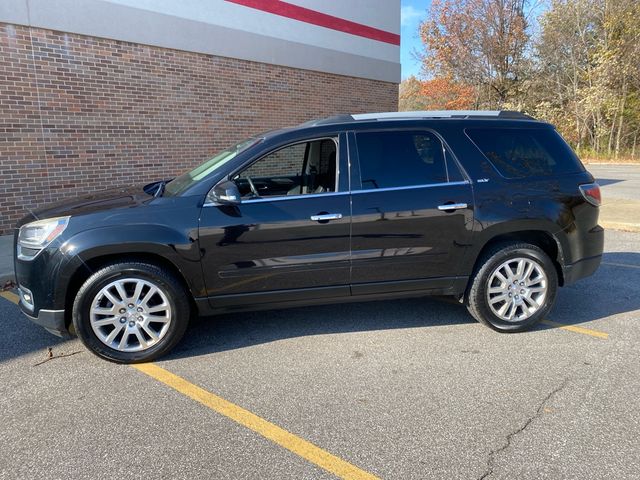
[205,180,470,205]
[352,180,470,195]
[240,190,350,204]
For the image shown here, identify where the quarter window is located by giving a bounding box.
[355,130,463,189]
[234,139,337,199]
[466,128,585,178]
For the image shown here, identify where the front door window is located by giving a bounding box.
[234,138,338,198]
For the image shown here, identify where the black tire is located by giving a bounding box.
[465,242,558,332]
[72,261,190,363]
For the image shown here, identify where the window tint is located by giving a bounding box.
[355,131,462,189]
[466,128,584,178]
[234,139,337,198]
[445,149,465,182]
[164,137,259,196]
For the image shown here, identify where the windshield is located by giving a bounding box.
[163,137,261,196]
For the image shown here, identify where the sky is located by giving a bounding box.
[400,0,431,80]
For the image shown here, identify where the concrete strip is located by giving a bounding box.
[587,164,640,232]
[599,199,640,233]
[600,221,640,233]
[0,234,14,285]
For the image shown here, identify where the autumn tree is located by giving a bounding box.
[399,75,429,111]
[399,75,475,111]
[420,77,475,110]
[419,0,533,107]
[410,0,639,157]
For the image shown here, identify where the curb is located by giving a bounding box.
[0,274,15,289]
[600,222,640,233]
[0,271,15,284]
[584,162,640,166]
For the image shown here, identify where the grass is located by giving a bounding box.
[581,156,640,165]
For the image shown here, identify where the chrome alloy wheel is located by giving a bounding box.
[89,278,172,352]
[486,257,548,322]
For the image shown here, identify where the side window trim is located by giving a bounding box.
[231,136,340,201]
[241,190,350,203]
[353,180,470,195]
[351,127,469,191]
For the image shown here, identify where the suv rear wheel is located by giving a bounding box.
[72,261,190,363]
[466,242,558,332]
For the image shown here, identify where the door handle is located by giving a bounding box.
[437,203,468,211]
[310,213,343,222]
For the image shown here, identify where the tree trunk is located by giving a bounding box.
[615,81,627,158]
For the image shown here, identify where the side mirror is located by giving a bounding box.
[207,180,242,206]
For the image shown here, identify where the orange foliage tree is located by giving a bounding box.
[420,0,531,107]
[419,77,475,110]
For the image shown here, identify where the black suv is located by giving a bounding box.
[14,111,604,363]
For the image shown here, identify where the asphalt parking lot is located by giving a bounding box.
[1,229,639,480]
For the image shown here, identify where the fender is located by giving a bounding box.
[51,224,205,309]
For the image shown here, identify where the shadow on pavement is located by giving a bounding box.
[596,178,625,187]
[169,296,474,360]
[603,251,640,266]
[2,250,638,363]
[0,300,71,364]
[546,251,640,327]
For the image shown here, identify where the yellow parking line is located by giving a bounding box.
[602,261,640,270]
[133,363,379,480]
[0,291,19,304]
[541,319,608,339]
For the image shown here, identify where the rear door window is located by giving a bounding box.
[355,130,464,189]
[466,128,584,178]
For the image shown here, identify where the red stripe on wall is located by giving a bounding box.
[225,0,400,46]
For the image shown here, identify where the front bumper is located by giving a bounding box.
[20,303,70,338]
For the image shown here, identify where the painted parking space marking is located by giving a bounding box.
[0,290,19,304]
[541,319,609,339]
[602,261,640,270]
[133,362,379,480]
[1,290,378,478]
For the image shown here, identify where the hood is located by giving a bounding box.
[17,184,155,228]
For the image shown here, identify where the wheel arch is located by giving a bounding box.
[468,227,567,289]
[63,251,198,330]
[55,224,203,316]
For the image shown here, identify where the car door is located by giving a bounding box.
[349,128,474,295]
[198,134,351,308]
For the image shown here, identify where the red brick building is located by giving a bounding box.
[0,1,400,234]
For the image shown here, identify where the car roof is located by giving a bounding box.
[260,110,548,143]
[303,110,534,126]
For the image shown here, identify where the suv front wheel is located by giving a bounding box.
[72,261,190,363]
[466,242,558,332]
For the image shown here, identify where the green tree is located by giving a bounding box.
[535,0,640,156]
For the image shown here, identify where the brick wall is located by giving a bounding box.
[0,23,398,235]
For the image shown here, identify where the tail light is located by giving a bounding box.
[579,183,601,206]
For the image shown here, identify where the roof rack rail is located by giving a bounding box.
[297,111,534,128]
[299,115,355,127]
[350,110,533,121]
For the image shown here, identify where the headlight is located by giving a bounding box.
[18,216,70,260]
